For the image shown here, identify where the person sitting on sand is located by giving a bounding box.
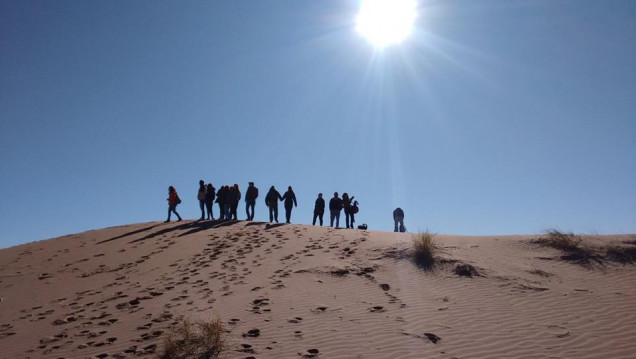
[245,182,259,221]
[313,193,325,226]
[197,180,206,220]
[282,186,298,224]
[343,193,356,229]
[265,186,283,223]
[393,207,405,232]
[205,183,215,220]
[165,186,182,222]
[329,192,343,228]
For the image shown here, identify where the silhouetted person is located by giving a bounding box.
[245,182,259,220]
[165,186,182,222]
[205,183,216,220]
[229,184,241,220]
[265,186,283,223]
[393,207,405,232]
[282,186,297,223]
[313,193,325,226]
[223,185,232,219]
[329,192,343,228]
[343,193,356,229]
[216,185,227,220]
[197,180,206,220]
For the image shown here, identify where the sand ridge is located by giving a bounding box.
[0,221,635,358]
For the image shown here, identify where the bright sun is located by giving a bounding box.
[356,0,417,48]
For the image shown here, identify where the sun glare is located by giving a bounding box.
[356,0,417,48]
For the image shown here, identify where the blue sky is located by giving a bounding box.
[1,0,635,248]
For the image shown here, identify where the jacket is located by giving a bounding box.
[329,197,343,211]
[282,190,297,208]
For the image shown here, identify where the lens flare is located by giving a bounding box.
[356,0,417,48]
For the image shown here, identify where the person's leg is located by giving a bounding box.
[394,219,399,232]
[319,212,323,226]
[246,203,251,220]
[345,213,350,228]
[351,212,355,227]
[199,200,205,219]
[269,206,273,222]
[330,210,335,227]
[336,211,340,228]
[174,206,182,221]
[312,211,317,225]
[274,206,279,223]
[285,206,292,223]
[251,203,255,220]
[167,206,172,222]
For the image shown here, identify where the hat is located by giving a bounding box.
[249,182,254,185]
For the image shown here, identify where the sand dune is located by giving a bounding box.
[1,221,635,358]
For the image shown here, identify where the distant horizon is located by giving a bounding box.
[2,0,635,248]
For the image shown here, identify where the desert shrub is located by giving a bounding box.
[412,231,437,269]
[531,230,602,268]
[532,230,582,251]
[605,245,636,264]
[160,317,225,359]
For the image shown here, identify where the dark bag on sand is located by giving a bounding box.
[357,224,367,230]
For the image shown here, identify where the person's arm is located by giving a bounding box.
[293,193,297,207]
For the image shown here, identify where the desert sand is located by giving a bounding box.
[1,221,635,358]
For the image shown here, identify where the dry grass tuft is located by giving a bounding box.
[605,245,636,264]
[412,231,437,269]
[160,317,226,359]
[531,230,603,269]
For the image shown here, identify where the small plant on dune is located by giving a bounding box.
[533,230,582,251]
[531,230,602,268]
[412,231,437,269]
[160,317,226,359]
[605,245,636,264]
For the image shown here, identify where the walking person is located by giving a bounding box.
[393,207,405,232]
[245,182,259,220]
[205,183,216,220]
[282,186,298,223]
[329,192,343,228]
[165,186,182,222]
[312,193,325,226]
[216,185,226,220]
[265,186,283,223]
[342,193,356,229]
[197,180,206,220]
[230,184,241,220]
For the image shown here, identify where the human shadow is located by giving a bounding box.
[128,222,194,244]
[177,219,240,237]
[245,221,267,227]
[98,224,163,244]
[264,223,286,230]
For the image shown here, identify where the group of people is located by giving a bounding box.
[167,181,299,224]
[311,192,358,229]
[166,181,405,231]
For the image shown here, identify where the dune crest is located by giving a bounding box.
[1,221,635,358]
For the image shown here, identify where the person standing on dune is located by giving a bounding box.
[329,192,343,228]
[343,193,356,229]
[265,186,283,223]
[197,180,206,220]
[216,185,226,220]
[313,193,325,226]
[205,183,215,220]
[282,186,298,223]
[165,186,182,223]
[245,182,259,221]
[230,184,241,220]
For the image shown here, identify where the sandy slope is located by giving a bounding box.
[0,221,635,358]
